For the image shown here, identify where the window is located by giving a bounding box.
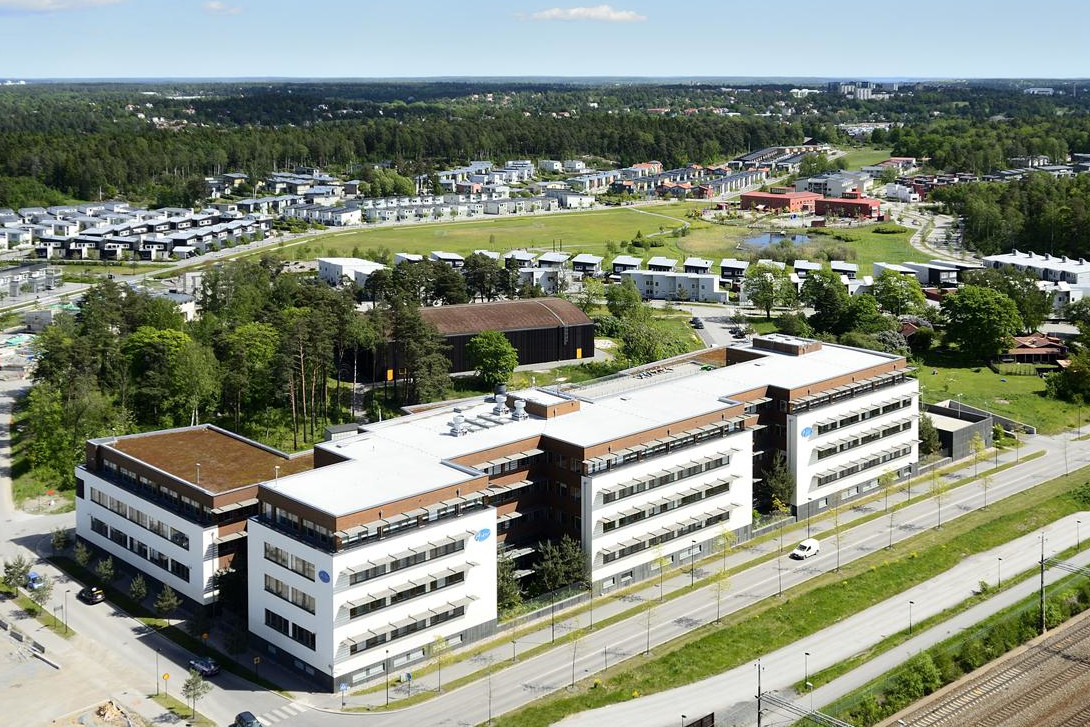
[169,560,190,582]
[265,609,289,635]
[291,623,316,651]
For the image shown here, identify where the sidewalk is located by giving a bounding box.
[309,439,1032,712]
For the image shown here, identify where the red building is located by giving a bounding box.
[814,194,881,219]
[739,190,821,213]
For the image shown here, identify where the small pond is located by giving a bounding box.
[743,233,811,247]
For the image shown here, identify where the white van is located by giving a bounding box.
[790,538,821,560]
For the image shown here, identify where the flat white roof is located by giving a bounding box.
[267,339,902,516]
[539,252,570,263]
[684,257,713,268]
[612,255,642,266]
[572,253,603,264]
[647,256,678,267]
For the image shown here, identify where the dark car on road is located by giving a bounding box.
[234,712,260,727]
[189,656,220,677]
[76,585,105,604]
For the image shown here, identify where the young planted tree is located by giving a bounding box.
[930,471,948,529]
[28,575,54,617]
[182,669,213,719]
[496,555,522,612]
[712,570,730,624]
[2,554,31,590]
[129,573,147,603]
[95,556,116,585]
[51,528,70,554]
[155,585,181,620]
[73,540,91,568]
[432,635,450,693]
[969,431,986,477]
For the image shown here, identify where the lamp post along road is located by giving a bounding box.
[909,600,915,634]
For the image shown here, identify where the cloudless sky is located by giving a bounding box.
[0,0,1087,80]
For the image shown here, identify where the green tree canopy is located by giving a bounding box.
[466,331,519,390]
[743,265,796,319]
[872,269,926,316]
[940,285,1023,361]
[801,268,851,334]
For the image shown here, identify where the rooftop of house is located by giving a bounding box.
[420,298,591,336]
[104,425,312,494]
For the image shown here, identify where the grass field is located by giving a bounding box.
[274,207,693,262]
[244,202,923,277]
[917,350,1083,434]
[494,462,1090,727]
[839,146,893,170]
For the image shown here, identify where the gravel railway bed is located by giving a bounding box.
[889,610,1090,727]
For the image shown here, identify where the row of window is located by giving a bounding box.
[89,487,190,550]
[815,445,914,487]
[348,605,466,655]
[601,453,731,505]
[600,511,730,565]
[263,504,334,550]
[99,459,213,525]
[265,574,317,614]
[584,421,742,476]
[348,571,465,619]
[264,543,317,581]
[347,538,465,586]
[815,397,914,437]
[89,516,191,582]
[791,373,910,415]
[265,609,316,650]
[601,480,731,533]
[479,453,539,477]
[815,420,914,461]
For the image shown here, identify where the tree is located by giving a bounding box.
[466,331,519,391]
[969,431,986,477]
[758,451,795,512]
[533,534,586,593]
[575,276,604,314]
[775,312,813,338]
[605,278,644,320]
[73,540,91,568]
[872,270,926,316]
[2,554,31,590]
[95,556,116,585]
[940,286,1023,361]
[432,635,451,693]
[743,265,795,319]
[463,253,505,302]
[712,570,730,624]
[930,471,948,529]
[130,573,147,603]
[28,574,53,615]
[907,327,935,356]
[51,528,70,554]
[801,268,851,334]
[919,414,940,456]
[964,267,1051,333]
[497,554,522,612]
[155,584,181,620]
[182,669,213,719]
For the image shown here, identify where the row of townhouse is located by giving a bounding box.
[283,204,362,227]
[728,143,836,171]
[438,161,535,191]
[74,334,918,690]
[537,159,591,173]
[36,217,271,260]
[0,262,60,296]
[363,195,564,224]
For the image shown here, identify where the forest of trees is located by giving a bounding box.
[933,173,1090,256]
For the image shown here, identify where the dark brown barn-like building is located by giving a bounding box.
[359,298,595,381]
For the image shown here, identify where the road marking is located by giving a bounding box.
[283,702,307,714]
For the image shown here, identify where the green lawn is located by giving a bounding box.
[839,146,893,171]
[918,350,1083,434]
[495,461,1090,727]
[150,693,215,727]
[56,262,172,277]
[265,207,692,262]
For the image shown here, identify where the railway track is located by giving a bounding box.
[900,615,1090,727]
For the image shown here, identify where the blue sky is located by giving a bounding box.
[0,0,1087,80]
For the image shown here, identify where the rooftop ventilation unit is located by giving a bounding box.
[493,398,510,416]
[511,399,529,421]
[449,413,468,437]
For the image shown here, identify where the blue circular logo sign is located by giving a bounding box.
[801,426,814,438]
[474,528,492,542]
[318,570,330,583]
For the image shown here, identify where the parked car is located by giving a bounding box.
[790,538,821,560]
[189,656,220,677]
[690,317,704,329]
[26,572,44,590]
[76,585,105,604]
[234,712,260,727]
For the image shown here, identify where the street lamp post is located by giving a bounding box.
[998,557,1003,588]
[63,589,70,635]
[681,715,687,727]
[690,540,697,588]
[155,648,161,696]
[385,649,390,707]
[804,651,810,697]
[888,512,895,551]
[909,600,915,634]
[1079,520,1083,553]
